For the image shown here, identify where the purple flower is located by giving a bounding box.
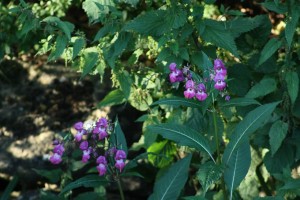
[185,80,195,89]
[115,159,125,172]
[225,95,230,101]
[196,90,208,101]
[74,130,85,142]
[115,150,126,160]
[49,153,62,165]
[214,80,226,91]
[96,117,108,128]
[53,143,65,156]
[169,63,177,71]
[184,88,196,99]
[96,156,107,164]
[97,163,107,176]
[169,69,184,83]
[195,83,208,101]
[79,141,89,150]
[213,73,225,82]
[214,59,227,76]
[82,149,91,163]
[106,147,117,157]
[98,130,108,140]
[74,122,84,131]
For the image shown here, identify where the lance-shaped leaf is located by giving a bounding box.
[246,77,277,99]
[285,8,300,48]
[223,102,279,165]
[197,161,223,194]
[59,175,107,196]
[149,154,192,200]
[224,142,251,200]
[111,117,128,154]
[269,120,288,156]
[258,38,282,66]
[151,97,203,109]
[148,124,215,163]
[285,71,299,105]
[220,98,261,107]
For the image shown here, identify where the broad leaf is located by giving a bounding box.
[148,124,215,163]
[223,102,279,165]
[224,142,251,200]
[111,117,128,154]
[148,154,192,200]
[82,0,114,24]
[116,70,132,99]
[285,71,299,105]
[97,89,126,108]
[147,140,176,168]
[48,35,68,61]
[258,38,282,66]
[72,37,85,59]
[80,49,99,79]
[285,8,300,48]
[191,51,213,72]
[246,77,277,99]
[269,120,288,156]
[151,97,202,108]
[200,19,239,57]
[197,161,223,194]
[221,98,261,107]
[59,175,107,195]
[42,16,74,39]
[260,2,287,14]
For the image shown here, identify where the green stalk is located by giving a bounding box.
[211,93,228,200]
[117,177,125,200]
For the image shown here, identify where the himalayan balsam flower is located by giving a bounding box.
[79,141,89,150]
[214,73,226,91]
[115,159,125,172]
[96,156,107,176]
[74,129,86,142]
[195,83,208,101]
[49,142,64,165]
[225,95,231,101]
[169,63,184,83]
[114,150,127,172]
[184,88,196,99]
[82,148,91,163]
[49,153,62,165]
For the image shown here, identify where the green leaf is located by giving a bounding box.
[285,71,299,105]
[80,50,99,79]
[125,6,187,37]
[260,2,287,14]
[246,77,277,98]
[59,175,107,196]
[111,117,128,154]
[147,140,176,168]
[269,120,288,156]
[148,154,192,200]
[116,70,132,99]
[223,102,280,165]
[105,32,132,68]
[224,142,251,200]
[221,98,261,107]
[97,89,126,108]
[280,179,300,190]
[285,9,300,48]
[73,38,85,59]
[258,38,282,66]
[49,35,68,61]
[148,124,215,163]
[1,175,19,200]
[42,16,74,39]
[200,19,239,57]
[82,0,114,24]
[94,22,119,42]
[191,51,213,71]
[33,169,62,183]
[197,161,223,194]
[151,97,203,108]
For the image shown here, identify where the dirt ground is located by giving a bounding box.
[0,56,148,199]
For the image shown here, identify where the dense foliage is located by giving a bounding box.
[1,0,300,199]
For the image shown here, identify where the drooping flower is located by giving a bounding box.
[97,163,107,176]
[73,121,84,131]
[82,148,91,163]
[195,83,208,101]
[96,155,107,164]
[115,150,126,160]
[214,59,227,76]
[213,73,226,91]
[225,95,230,101]
[169,63,177,71]
[115,159,125,172]
[74,129,86,142]
[53,143,65,156]
[96,117,108,128]
[185,79,195,89]
[79,141,89,150]
[49,153,62,165]
[184,88,196,99]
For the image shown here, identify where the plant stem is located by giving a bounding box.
[211,94,228,200]
[117,177,125,200]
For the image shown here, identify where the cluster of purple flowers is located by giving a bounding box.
[168,59,229,101]
[49,117,127,176]
[49,140,65,164]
